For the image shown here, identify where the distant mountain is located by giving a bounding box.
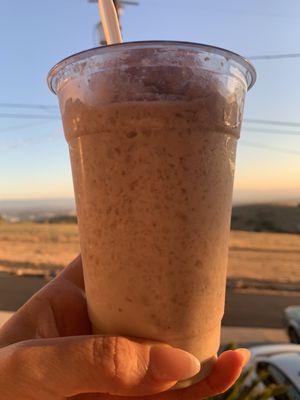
[37,215,78,224]
[231,203,300,234]
[0,198,75,222]
[1,198,300,234]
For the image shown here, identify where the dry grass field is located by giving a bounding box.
[0,222,299,284]
[229,230,300,284]
[0,223,79,275]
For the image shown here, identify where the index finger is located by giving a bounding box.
[57,254,85,290]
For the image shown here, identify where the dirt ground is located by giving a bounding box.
[0,223,299,283]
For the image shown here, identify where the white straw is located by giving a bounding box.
[98,0,123,45]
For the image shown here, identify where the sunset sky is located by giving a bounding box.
[0,0,300,203]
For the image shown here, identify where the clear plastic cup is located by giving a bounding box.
[48,41,256,388]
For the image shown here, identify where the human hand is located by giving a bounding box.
[0,256,249,399]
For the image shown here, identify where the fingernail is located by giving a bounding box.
[149,345,201,382]
[236,348,251,367]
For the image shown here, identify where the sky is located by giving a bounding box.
[0,0,300,203]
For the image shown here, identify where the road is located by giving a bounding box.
[0,273,46,311]
[1,274,300,328]
[223,290,300,328]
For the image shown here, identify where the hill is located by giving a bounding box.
[1,199,300,234]
[231,203,300,234]
[0,198,75,222]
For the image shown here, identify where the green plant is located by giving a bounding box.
[209,366,287,400]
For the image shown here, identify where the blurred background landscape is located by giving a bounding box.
[1,200,299,287]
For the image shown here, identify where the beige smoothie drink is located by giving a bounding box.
[48,42,256,386]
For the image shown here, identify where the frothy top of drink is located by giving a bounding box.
[49,42,255,96]
[48,43,255,143]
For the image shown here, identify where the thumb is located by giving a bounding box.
[5,335,200,397]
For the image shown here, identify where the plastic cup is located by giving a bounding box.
[48,41,256,388]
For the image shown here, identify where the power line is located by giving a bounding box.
[205,6,300,20]
[243,127,300,136]
[1,108,300,128]
[248,53,300,60]
[244,118,300,128]
[1,125,298,154]
[240,140,300,155]
[1,103,299,128]
[0,121,54,134]
[1,104,300,135]
[0,133,60,151]
[0,113,60,120]
[0,103,58,110]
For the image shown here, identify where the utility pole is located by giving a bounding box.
[88,0,139,46]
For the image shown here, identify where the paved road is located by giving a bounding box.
[0,274,46,311]
[1,274,300,328]
[223,290,300,329]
